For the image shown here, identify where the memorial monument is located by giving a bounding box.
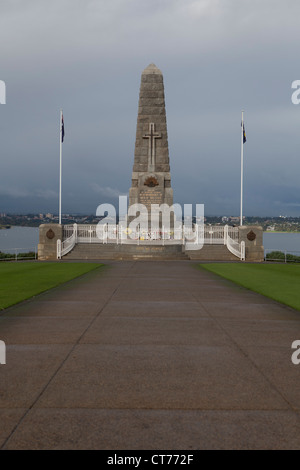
[129,64,173,228]
[38,63,264,261]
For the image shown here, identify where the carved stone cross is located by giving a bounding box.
[143,123,161,171]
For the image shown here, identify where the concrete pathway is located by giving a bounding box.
[1,261,300,449]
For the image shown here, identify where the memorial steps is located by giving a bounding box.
[63,243,237,261]
[186,244,239,261]
[63,243,189,260]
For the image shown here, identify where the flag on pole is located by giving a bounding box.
[61,113,65,142]
[59,110,64,225]
[242,122,246,143]
[240,112,245,227]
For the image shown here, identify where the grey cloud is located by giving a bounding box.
[1,0,300,216]
[90,183,128,199]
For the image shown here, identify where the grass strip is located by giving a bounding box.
[0,262,103,310]
[199,263,300,311]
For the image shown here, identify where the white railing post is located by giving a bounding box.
[74,223,77,244]
[241,241,245,261]
[209,226,213,244]
[224,224,228,245]
[57,239,61,259]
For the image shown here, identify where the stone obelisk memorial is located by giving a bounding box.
[129,64,173,228]
[38,63,264,262]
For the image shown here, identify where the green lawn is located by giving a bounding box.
[199,263,300,311]
[0,262,103,310]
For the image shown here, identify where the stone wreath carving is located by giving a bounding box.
[247,230,256,241]
[46,229,55,240]
[144,176,159,188]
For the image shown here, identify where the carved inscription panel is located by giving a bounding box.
[139,189,163,209]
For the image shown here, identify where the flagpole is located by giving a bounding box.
[59,109,62,225]
[240,110,244,226]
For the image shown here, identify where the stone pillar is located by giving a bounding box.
[129,63,173,230]
[239,225,264,262]
[38,224,63,261]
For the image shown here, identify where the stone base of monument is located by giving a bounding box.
[38,224,264,262]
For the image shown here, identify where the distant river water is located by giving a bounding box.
[263,232,300,255]
[0,226,300,255]
[0,226,39,253]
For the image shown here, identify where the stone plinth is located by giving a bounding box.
[38,224,62,261]
[239,225,264,262]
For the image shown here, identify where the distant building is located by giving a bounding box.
[229,216,245,224]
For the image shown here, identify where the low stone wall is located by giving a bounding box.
[38,224,62,261]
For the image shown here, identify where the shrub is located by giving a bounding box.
[266,251,300,263]
[0,251,36,261]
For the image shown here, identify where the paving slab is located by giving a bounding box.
[201,301,300,321]
[35,344,288,410]
[101,300,207,318]
[214,318,300,348]
[0,260,300,450]
[5,300,104,318]
[79,316,232,346]
[245,346,300,410]
[0,316,92,344]
[0,409,27,448]
[4,409,300,450]
[0,345,72,408]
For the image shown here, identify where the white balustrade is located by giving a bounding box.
[57,223,77,259]
[59,223,244,259]
[226,233,245,261]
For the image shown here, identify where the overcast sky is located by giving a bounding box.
[1,0,300,217]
